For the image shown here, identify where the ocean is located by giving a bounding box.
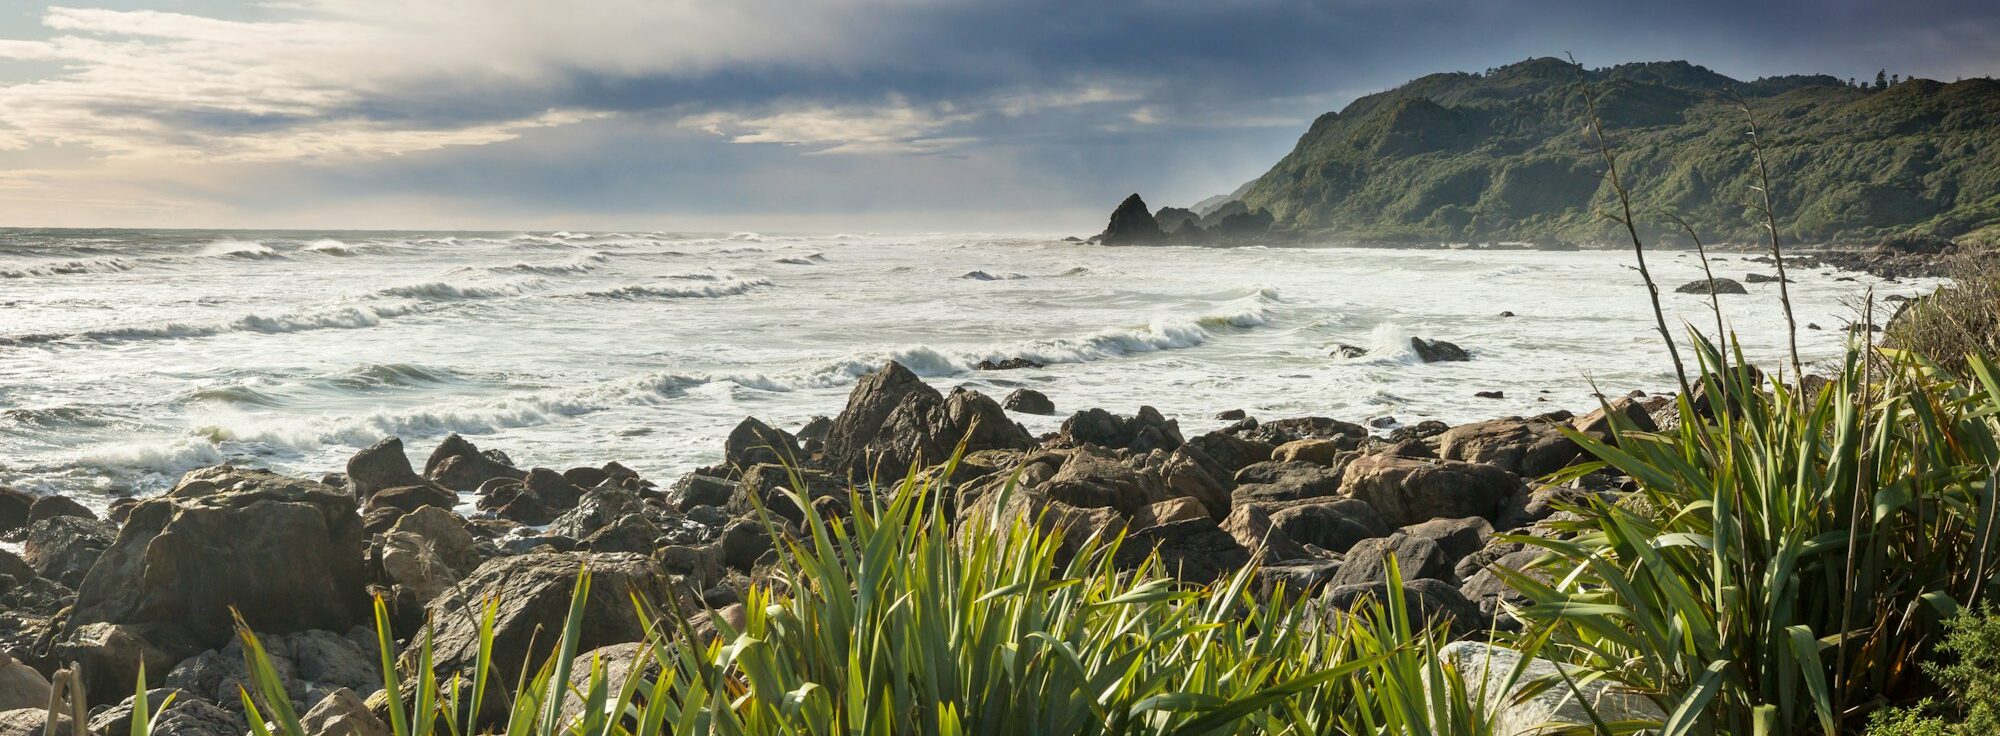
[0,229,1930,507]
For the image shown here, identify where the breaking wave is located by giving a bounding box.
[201,240,282,259]
[0,258,134,278]
[378,278,548,301]
[582,279,771,300]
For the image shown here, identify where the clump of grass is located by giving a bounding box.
[222,454,1544,735]
[1865,606,2000,735]
[1885,253,2000,376]
[1501,339,2000,735]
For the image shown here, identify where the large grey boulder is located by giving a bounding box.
[1330,533,1454,587]
[1338,454,1527,527]
[1052,407,1182,453]
[67,466,370,648]
[346,437,431,500]
[425,435,527,493]
[1438,642,1667,735]
[1266,499,1388,554]
[722,417,802,474]
[1231,461,1345,507]
[23,515,115,589]
[1437,417,1581,477]
[418,552,675,686]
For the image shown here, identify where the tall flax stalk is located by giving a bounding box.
[1571,54,1692,399]
[1736,94,1805,382]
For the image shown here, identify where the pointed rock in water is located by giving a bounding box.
[1003,388,1056,415]
[1098,194,1165,245]
[1410,337,1469,362]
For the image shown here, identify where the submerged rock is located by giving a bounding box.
[1410,337,1470,362]
[1003,388,1056,415]
[1675,278,1748,294]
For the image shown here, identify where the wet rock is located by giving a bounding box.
[1053,406,1182,453]
[24,495,93,526]
[975,357,1044,370]
[425,435,527,493]
[420,552,675,686]
[1330,534,1453,587]
[1111,519,1251,582]
[1743,272,1792,283]
[1002,388,1056,415]
[1437,417,1580,477]
[1474,390,1505,399]
[723,417,803,474]
[1410,337,1470,363]
[1215,408,1247,421]
[1338,454,1527,528]
[1675,278,1748,294]
[23,515,114,588]
[347,438,431,500]
[67,466,370,648]
[1332,344,1368,359]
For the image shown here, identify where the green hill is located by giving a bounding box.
[1232,58,2000,245]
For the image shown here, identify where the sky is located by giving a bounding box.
[0,1,1996,233]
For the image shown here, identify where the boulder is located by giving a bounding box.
[728,464,844,526]
[420,552,676,686]
[24,495,94,526]
[1221,505,1309,563]
[665,474,735,511]
[1134,497,1210,528]
[1322,578,1484,638]
[1439,642,1667,735]
[1330,534,1453,587]
[1437,417,1581,477]
[363,484,457,518]
[1676,278,1748,294]
[1397,517,1493,566]
[1410,337,1470,363]
[1040,447,1179,517]
[300,687,390,736]
[1099,194,1165,245]
[50,622,202,707]
[1002,389,1056,415]
[377,506,486,606]
[425,435,527,493]
[1256,560,1343,600]
[1266,499,1389,553]
[1053,407,1182,453]
[822,363,1031,481]
[1111,519,1251,582]
[1230,461,1345,507]
[89,688,247,736]
[722,417,802,474]
[1569,397,1658,445]
[1459,548,1552,622]
[23,515,115,588]
[1338,454,1527,528]
[0,708,67,736]
[0,655,47,712]
[67,466,370,648]
[165,628,380,715]
[346,437,430,500]
[1231,417,1366,446]
[1182,431,1273,475]
[1272,438,1353,465]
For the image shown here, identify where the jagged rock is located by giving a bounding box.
[1388,420,1451,442]
[1676,278,1748,294]
[728,463,844,526]
[166,628,380,715]
[377,506,485,607]
[301,687,389,736]
[1040,447,1179,517]
[1322,578,1484,638]
[1230,461,1345,506]
[1099,194,1165,245]
[1333,344,1368,358]
[363,484,457,519]
[665,474,736,511]
[1410,337,1470,362]
[1053,406,1182,453]
[1331,534,1453,587]
[420,552,676,686]
[90,688,248,736]
[1215,409,1247,421]
[822,363,1031,481]
[347,438,430,500]
[1182,431,1273,475]
[425,435,527,493]
[23,515,114,588]
[1272,438,1353,465]
[50,622,203,706]
[67,466,370,648]
[1440,642,1667,735]
[1111,519,1251,581]
[723,417,803,474]
[1002,389,1056,415]
[24,495,93,526]
[1230,416,1367,446]
[547,488,646,540]
[1437,416,1580,476]
[974,357,1043,370]
[1338,454,1527,527]
[1266,499,1389,554]
[0,654,47,712]
[1460,548,1550,623]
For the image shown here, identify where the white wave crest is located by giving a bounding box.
[0,257,134,278]
[201,239,281,259]
[582,278,770,300]
[378,278,547,301]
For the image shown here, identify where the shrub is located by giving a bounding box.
[1885,253,2000,375]
[1865,606,2000,735]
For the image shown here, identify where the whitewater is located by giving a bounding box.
[0,228,1933,505]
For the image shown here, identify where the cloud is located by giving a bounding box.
[679,97,980,155]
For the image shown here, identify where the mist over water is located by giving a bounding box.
[0,229,1930,505]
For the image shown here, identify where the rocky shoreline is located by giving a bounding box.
[2,359,1673,733]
